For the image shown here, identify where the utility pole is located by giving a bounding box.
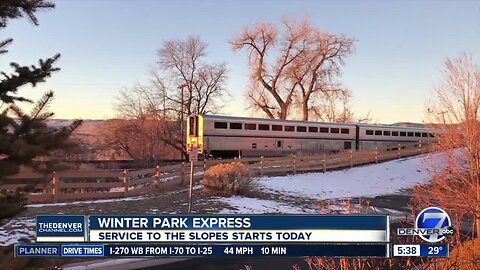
[178,84,188,160]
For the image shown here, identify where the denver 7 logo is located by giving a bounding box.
[415,207,452,243]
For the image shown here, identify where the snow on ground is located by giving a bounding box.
[258,153,436,200]
[0,217,36,246]
[27,195,147,208]
[218,153,448,214]
[217,197,315,214]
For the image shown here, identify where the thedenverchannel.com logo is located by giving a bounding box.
[397,207,454,243]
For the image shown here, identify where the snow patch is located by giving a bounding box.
[217,196,314,214]
[0,217,36,246]
[258,154,436,200]
[27,195,147,208]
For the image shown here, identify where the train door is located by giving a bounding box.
[275,139,284,149]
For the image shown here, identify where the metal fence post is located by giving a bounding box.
[398,144,401,159]
[375,147,378,163]
[188,161,194,214]
[123,169,129,195]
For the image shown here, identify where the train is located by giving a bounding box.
[187,114,435,158]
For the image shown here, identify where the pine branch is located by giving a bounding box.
[0,38,13,54]
[0,54,60,104]
[35,111,54,121]
[30,90,53,119]
[0,0,55,28]
[8,104,25,118]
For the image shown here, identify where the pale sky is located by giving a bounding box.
[1,0,479,123]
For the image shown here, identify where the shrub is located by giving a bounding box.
[0,189,27,222]
[202,162,256,196]
[440,238,480,270]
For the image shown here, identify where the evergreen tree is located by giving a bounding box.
[0,0,82,220]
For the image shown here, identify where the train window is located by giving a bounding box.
[214,122,228,129]
[429,133,435,137]
[296,126,307,132]
[408,132,414,137]
[341,128,349,134]
[400,132,407,137]
[189,116,198,136]
[383,131,391,136]
[245,123,256,130]
[258,124,270,131]
[422,133,428,137]
[366,130,374,135]
[415,132,421,137]
[272,125,283,131]
[331,128,340,134]
[392,131,399,136]
[308,126,318,132]
[285,125,295,132]
[320,127,329,133]
[375,130,382,136]
[230,122,242,129]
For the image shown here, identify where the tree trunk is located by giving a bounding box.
[278,104,289,120]
[302,101,309,121]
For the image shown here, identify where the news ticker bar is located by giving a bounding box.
[36,215,390,243]
[15,243,390,257]
[393,244,449,257]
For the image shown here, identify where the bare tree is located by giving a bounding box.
[412,54,480,242]
[106,85,171,164]
[287,23,354,121]
[155,36,228,159]
[310,86,353,122]
[156,36,228,117]
[232,17,354,120]
[231,19,305,119]
[110,36,228,161]
[309,89,371,123]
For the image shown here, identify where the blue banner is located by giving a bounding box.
[15,243,389,257]
[61,244,105,256]
[420,244,449,257]
[88,215,388,230]
[16,244,60,257]
[103,243,388,257]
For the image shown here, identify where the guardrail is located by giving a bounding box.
[1,143,431,203]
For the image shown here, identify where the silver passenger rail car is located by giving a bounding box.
[187,114,435,158]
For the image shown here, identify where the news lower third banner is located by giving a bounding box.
[26,215,391,257]
[35,215,389,243]
[15,243,390,257]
